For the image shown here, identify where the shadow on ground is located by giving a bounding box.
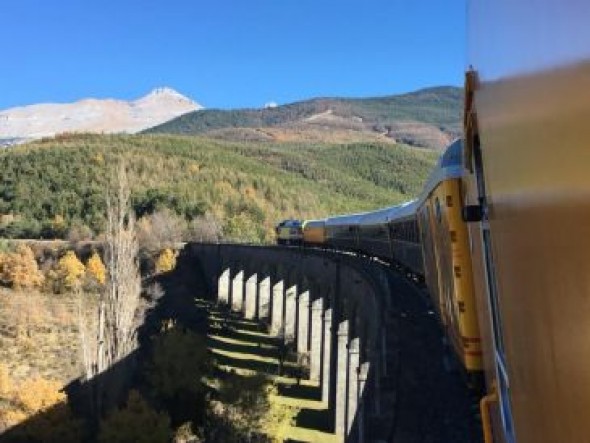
[203,302,335,438]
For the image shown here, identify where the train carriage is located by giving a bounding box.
[324,213,363,252]
[463,1,590,441]
[387,200,423,276]
[302,219,326,245]
[415,140,482,374]
[357,206,396,261]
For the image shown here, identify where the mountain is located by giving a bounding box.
[144,86,463,149]
[0,87,201,144]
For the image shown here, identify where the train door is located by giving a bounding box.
[472,140,516,443]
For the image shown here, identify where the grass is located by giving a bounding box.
[203,299,340,442]
[0,289,83,384]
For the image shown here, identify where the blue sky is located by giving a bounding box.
[1,0,466,109]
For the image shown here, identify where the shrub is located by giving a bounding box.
[98,390,171,443]
[137,209,185,253]
[147,328,211,401]
[186,213,221,242]
[207,373,299,442]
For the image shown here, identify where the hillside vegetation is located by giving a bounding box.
[0,134,437,242]
[144,86,463,149]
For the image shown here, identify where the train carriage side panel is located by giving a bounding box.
[417,203,441,310]
[358,207,396,261]
[467,0,590,439]
[417,139,483,373]
[438,178,483,372]
[426,189,455,330]
[464,67,590,443]
[358,223,392,261]
[385,201,423,275]
[302,219,327,245]
[390,216,423,275]
[325,214,362,252]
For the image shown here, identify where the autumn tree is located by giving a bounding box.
[85,251,106,285]
[0,244,44,289]
[155,248,177,274]
[0,366,82,442]
[57,250,86,289]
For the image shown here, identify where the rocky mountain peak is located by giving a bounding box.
[0,88,202,142]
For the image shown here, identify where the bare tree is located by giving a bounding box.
[79,162,142,415]
[137,209,185,253]
[186,212,222,242]
[100,162,141,367]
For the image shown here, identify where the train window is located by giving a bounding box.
[434,198,442,224]
[473,137,488,208]
[446,195,453,207]
[483,230,506,357]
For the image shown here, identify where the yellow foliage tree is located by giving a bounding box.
[57,250,86,288]
[0,369,81,442]
[0,245,44,289]
[13,377,66,413]
[86,251,106,284]
[155,248,177,274]
[98,390,171,443]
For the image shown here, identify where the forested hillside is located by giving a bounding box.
[144,86,463,149]
[0,134,437,242]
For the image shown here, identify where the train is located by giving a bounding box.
[277,1,590,441]
[297,139,484,379]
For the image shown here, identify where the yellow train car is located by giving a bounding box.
[302,219,326,245]
[464,1,590,441]
[416,140,483,376]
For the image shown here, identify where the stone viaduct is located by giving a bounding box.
[185,243,402,442]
